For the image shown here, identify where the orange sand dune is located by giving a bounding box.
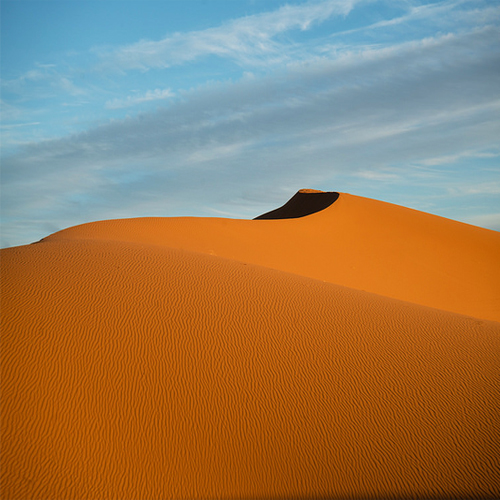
[2,191,500,499]
[47,192,500,322]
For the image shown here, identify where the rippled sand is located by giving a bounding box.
[2,192,499,499]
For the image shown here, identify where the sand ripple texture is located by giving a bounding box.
[2,235,500,499]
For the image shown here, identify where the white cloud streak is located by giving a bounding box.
[97,0,358,70]
[419,150,500,166]
[329,0,499,36]
[2,64,86,97]
[448,181,500,196]
[105,88,174,109]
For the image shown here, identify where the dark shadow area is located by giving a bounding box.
[254,189,340,220]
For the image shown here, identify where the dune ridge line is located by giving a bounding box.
[44,191,500,322]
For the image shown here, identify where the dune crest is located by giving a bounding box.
[46,192,500,322]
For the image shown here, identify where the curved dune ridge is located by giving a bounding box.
[44,191,500,322]
[1,191,500,499]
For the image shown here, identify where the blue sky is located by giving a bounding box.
[1,0,499,248]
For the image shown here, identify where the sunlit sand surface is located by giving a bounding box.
[2,191,499,499]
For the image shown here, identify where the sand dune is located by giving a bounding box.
[45,191,500,322]
[1,191,499,499]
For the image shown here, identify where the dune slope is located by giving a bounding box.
[2,237,499,499]
[45,192,500,322]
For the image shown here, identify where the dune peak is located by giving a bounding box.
[298,188,325,193]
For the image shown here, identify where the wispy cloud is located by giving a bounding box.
[97,0,358,70]
[105,88,174,109]
[356,170,400,181]
[0,122,41,130]
[419,149,500,166]
[447,181,500,196]
[0,99,24,121]
[3,25,498,209]
[2,63,86,98]
[328,0,499,36]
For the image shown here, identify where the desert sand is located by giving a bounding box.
[1,190,499,499]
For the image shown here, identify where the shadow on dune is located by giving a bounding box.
[254,189,339,220]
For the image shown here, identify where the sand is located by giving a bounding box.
[1,191,499,499]
[43,192,500,322]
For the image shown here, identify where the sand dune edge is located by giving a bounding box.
[42,192,500,322]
